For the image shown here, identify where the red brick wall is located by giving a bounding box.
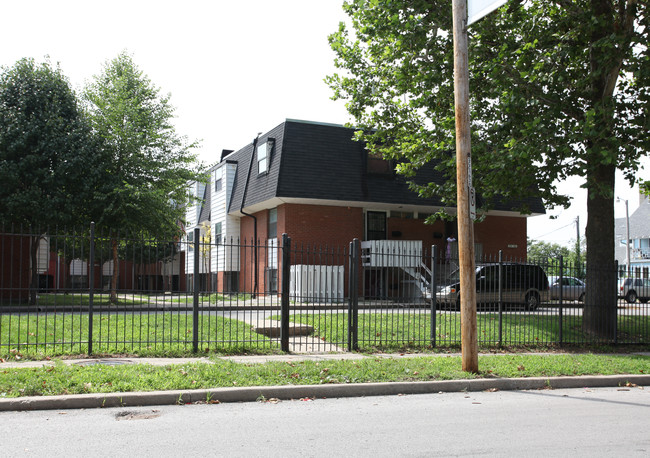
[474,215,527,259]
[0,234,30,302]
[387,217,447,256]
[239,204,364,294]
[238,205,529,293]
[281,203,364,248]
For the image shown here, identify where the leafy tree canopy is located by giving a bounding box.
[328,0,648,338]
[527,239,571,261]
[84,52,205,239]
[0,58,98,228]
[328,0,648,211]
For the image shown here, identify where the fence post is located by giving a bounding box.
[88,222,95,355]
[193,227,200,353]
[498,250,503,347]
[614,260,618,345]
[348,239,360,351]
[558,255,564,345]
[430,245,437,347]
[281,233,291,352]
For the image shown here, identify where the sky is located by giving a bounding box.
[2,0,646,247]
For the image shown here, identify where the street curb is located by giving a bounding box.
[2,374,649,411]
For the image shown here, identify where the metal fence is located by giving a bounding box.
[1,225,648,357]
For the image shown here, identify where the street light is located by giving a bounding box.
[617,197,631,276]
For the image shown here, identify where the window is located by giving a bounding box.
[268,208,277,239]
[367,151,392,175]
[258,143,268,174]
[187,232,194,252]
[215,178,222,192]
[214,222,222,244]
[366,211,387,240]
[390,210,413,219]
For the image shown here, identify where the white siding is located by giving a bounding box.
[185,181,205,229]
[34,237,50,274]
[184,180,206,274]
[210,162,240,273]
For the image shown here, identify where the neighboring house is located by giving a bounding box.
[184,119,545,296]
[616,192,650,275]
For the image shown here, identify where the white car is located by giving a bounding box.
[618,278,650,304]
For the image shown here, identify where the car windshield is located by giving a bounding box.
[444,267,483,285]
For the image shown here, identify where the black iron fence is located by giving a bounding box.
[1,225,648,357]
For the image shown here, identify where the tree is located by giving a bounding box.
[528,238,586,277]
[527,239,571,261]
[641,180,650,197]
[84,52,204,303]
[328,0,649,340]
[0,58,98,304]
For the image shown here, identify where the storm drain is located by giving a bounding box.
[115,410,161,421]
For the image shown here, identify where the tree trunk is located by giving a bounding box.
[110,237,119,304]
[582,162,617,340]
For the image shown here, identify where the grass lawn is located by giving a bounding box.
[0,313,279,358]
[0,353,648,398]
[289,312,649,350]
[8,292,255,307]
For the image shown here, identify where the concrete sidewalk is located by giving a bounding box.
[2,353,650,411]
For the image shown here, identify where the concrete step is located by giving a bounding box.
[253,320,314,338]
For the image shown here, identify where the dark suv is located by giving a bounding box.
[437,263,550,310]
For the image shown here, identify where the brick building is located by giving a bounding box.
[184,119,544,296]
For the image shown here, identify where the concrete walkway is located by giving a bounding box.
[2,352,650,411]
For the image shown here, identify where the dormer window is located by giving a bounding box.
[258,142,268,174]
[367,151,393,175]
[214,168,223,192]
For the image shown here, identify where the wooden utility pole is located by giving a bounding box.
[452,0,478,373]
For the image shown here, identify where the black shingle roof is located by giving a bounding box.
[226,119,545,214]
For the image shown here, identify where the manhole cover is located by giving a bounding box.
[75,359,133,366]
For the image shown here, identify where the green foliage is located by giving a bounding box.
[0,58,99,227]
[328,0,649,211]
[329,0,649,338]
[83,52,205,239]
[527,239,571,262]
[642,180,650,197]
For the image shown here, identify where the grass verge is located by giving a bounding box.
[0,353,648,398]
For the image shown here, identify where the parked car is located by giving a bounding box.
[436,263,550,310]
[548,276,586,302]
[618,278,650,304]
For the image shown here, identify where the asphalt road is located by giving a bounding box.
[3,386,649,457]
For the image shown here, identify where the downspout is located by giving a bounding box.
[240,134,260,297]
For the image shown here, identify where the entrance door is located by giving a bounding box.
[366,211,387,240]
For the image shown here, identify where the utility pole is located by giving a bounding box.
[452,0,478,373]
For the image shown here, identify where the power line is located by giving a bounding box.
[529,220,577,240]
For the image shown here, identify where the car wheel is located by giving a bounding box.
[578,292,585,302]
[625,290,637,303]
[525,292,540,311]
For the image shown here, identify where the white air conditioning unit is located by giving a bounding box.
[290,265,344,303]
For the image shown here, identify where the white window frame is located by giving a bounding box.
[257,143,268,175]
